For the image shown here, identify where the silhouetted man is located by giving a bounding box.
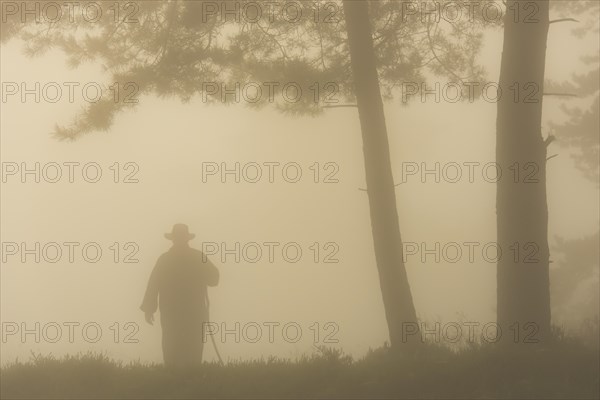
[141,224,219,367]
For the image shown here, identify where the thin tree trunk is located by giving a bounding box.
[496,0,551,342]
[343,0,419,349]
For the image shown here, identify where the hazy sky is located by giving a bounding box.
[1,4,598,364]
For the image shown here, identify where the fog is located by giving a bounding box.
[0,0,598,382]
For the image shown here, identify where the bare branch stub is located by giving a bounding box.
[549,18,579,24]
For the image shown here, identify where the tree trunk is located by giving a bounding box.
[343,0,419,349]
[496,0,551,343]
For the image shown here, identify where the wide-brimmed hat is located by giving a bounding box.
[165,223,196,241]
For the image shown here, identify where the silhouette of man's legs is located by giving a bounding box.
[162,319,205,368]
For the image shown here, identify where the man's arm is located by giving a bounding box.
[140,256,162,324]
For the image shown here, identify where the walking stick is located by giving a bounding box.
[205,290,225,366]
